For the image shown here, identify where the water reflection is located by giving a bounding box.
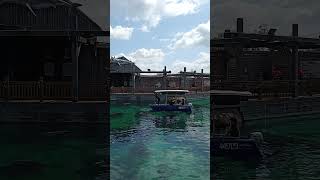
[153,114,188,129]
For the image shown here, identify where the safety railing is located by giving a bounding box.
[0,81,108,101]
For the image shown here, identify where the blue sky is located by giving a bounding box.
[110,0,210,73]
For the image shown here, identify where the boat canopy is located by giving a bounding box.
[154,90,189,94]
[210,90,252,96]
[152,90,190,107]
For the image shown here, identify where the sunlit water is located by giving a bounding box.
[214,114,320,180]
[110,98,210,180]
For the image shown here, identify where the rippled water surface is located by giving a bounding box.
[214,114,320,180]
[0,124,107,180]
[110,98,210,180]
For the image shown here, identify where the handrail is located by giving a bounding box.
[0,81,108,101]
[1,80,320,99]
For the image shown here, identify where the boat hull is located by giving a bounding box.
[150,104,192,113]
[212,136,262,157]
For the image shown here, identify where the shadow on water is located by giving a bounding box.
[0,123,107,180]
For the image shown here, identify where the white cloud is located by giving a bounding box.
[163,0,201,16]
[169,20,210,49]
[110,25,134,40]
[129,48,165,61]
[116,48,166,71]
[111,0,207,31]
[159,38,171,42]
[171,52,209,73]
[114,50,209,74]
[141,25,151,32]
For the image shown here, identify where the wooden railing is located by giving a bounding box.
[80,82,108,100]
[0,81,108,101]
[110,86,211,94]
[43,81,72,100]
[212,80,320,97]
[2,80,320,100]
[110,87,133,94]
[1,81,40,100]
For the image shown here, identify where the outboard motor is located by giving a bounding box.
[250,132,264,147]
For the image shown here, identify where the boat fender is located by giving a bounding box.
[250,132,264,146]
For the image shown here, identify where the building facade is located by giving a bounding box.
[0,0,109,101]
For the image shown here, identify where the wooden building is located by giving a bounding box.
[136,75,210,92]
[212,18,320,82]
[110,56,210,93]
[110,56,141,87]
[211,18,320,96]
[0,0,109,101]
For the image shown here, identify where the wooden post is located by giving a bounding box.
[5,76,9,101]
[163,66,167,89]
[131,62,135,94]
[72,36,79,102]
[183,67,187,89]
[292,24,299,97]
[293,47,299,97]
[39,76,44,102]
[132,73,136,94]
[135,73,139,94]
[201,69,204,92]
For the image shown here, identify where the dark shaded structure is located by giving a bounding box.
[0,0,109,101]
[212,18,320,96]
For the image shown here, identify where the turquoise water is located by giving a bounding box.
[0,124,107,180]
[214,114,320,180]
[110,98,210,180]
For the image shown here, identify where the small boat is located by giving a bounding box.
[211,90,263,158]
[150,90,192,113]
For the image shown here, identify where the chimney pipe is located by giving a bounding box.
[237,18,243,33]
[292,24,298,37]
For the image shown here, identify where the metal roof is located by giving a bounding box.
[0,0,107,35]
[110,56,142,74]
[0,0,75,8]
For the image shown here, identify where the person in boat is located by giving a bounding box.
[181,97,185,105]
[155,93,160,104]
[168,97,175,105]
[225,117,240,137]
[176,98,182,105]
